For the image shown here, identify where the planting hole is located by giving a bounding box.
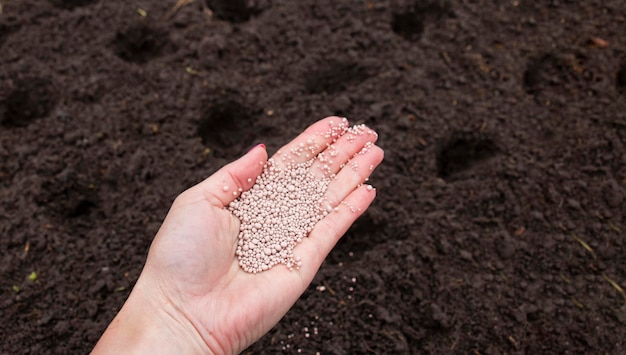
[392,1,453,41]
[0,77,57,128]
[523,54,562,94]
[48,0,97,10]
[205,0,262,23]
[67,199,97,218]
[437,132,499,180]
[523,52,589,95]
[38,169,99,218]
[197,100,256,157]
[0,25,7,49]
[113,23,168,64]
[391,11,424,41]
[617,62,626,94]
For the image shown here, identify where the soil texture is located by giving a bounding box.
[1,0,625,353]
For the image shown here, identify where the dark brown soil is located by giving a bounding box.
[1,0,625,353]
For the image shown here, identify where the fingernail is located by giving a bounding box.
[249,143,265,152]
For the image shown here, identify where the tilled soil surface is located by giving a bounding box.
[1,0,625,353]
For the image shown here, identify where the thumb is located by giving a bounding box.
[188,144,268,208]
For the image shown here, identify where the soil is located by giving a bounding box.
[1,0,625,353]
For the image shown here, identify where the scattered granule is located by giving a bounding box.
[228,119,375,273]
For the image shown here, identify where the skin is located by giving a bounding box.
[92,117,384,354]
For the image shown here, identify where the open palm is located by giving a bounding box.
[93,117,384,354]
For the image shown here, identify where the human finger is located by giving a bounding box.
[322,144,384,211]
[183,144,268,208]
[308,124,378,179]
[270,116,349,170]
[295,184,377,280]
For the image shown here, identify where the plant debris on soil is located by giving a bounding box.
[1,0,625,353]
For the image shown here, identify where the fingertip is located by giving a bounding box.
[369,145,385,166]
[299,184,377,272]
[322,115,349,124]
[238,143,268,188]
[358,183,377,208]
[190,143,268,207]
[365,184,377,194]
[248,143,266,154]
[315,183,377,239]
[345,184,377,219]
[306,116,349,135]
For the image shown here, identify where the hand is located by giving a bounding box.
[92,117,384,354]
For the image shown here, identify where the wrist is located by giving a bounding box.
[92,277,210,355]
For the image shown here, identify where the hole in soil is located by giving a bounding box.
[391,1,452,41]
[391,10,425,41]
[523,54,560,94]
[305,62,370,94]
[523,53,586,94]
[436,132,499,180]
[113,23,168,64]
[0,77,57,128]
[0,25,7,49]
[48,0,97,10]
[67,199,97,218]
[37,169,99,218]
[197,100,256,157]
[0,23,20,50]
[205,0,262,23]
[617,62,626,94]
